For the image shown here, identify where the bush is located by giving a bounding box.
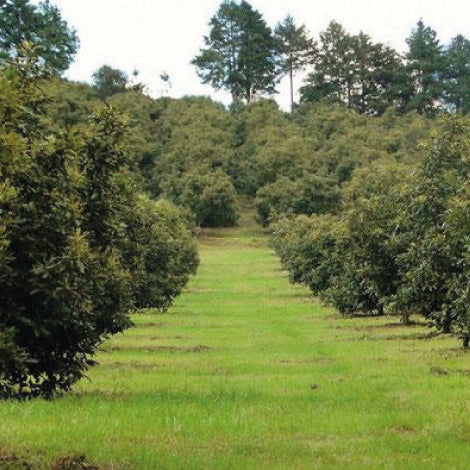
[163,170,239,227]
[122,196,199,310]
[394,118,470,340]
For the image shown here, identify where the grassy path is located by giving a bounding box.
[1,208,470,468]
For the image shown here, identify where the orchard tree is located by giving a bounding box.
[192,0,279,104]
[0,50,199,399]
[274,15,316,114]
[0,0,79,74]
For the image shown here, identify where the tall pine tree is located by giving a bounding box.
[349,32,402,115]
[301,21,353,106]
[301,21,402,115]
[442,35,470,113]
[405,20,443,114]
[274,15,316,115]
[192,0,279,104]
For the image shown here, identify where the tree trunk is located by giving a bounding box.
[289,63,294,116]
[463,334,469,348]
[441,311,452,334]
[401,312,411,325]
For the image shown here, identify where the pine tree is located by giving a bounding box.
[442,35,470,113]
[300,21,354,107]
[192,0,279,104]
[274,15,316,115]
[301,21,402,115]
[349,32,402,114]
[405,20,443,114]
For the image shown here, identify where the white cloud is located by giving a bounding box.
[51,0,470,110]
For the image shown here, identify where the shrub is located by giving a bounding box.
[394,118,470,340]
[122,196,199,310]
[163,170,239,227]
[272,117,470,345]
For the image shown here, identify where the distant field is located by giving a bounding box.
[1,207,470,469]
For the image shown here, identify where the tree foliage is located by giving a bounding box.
[0,51,198,399]
[274,15,316,114]
[0,0,79,74]
[442,35,470,113]
[300,21,403,115]
[405,20,443,114]
[272,117,470,346]
[92,65,129,99]
[192,0,279,103]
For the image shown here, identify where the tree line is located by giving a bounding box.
[193,0,470,116]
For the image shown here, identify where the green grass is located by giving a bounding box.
[2,205,470,469]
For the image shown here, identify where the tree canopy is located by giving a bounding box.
[192,0,279,103]
[0,0,79,74]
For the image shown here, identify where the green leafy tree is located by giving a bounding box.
[0,56,130,398]
[301,21,352,106]
[274,15,316,114]
[349,32,402,115]
[394,118,470,339]
[272,162,413,319]
[92,65,129,99]
[0,51,198,399]
[164,170,238,227]
[0,0,79,74]
[192,0,279,104]
[272,116,470,346]
[122,196,199,311]
[255,173,341,227]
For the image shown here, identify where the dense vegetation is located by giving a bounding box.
[2,0,470,408]
[272,118,470,346]
[0,50,198,399]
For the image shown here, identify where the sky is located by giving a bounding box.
[46,0,470,110]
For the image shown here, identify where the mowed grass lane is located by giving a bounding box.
[1,208,470,469]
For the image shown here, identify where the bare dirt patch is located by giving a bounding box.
[391,425,415,435]
[51,455,99,470]
[0,453,32,469]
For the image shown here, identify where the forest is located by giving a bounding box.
[1,0,470,468]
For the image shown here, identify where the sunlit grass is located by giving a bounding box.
[1,204,470,469]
